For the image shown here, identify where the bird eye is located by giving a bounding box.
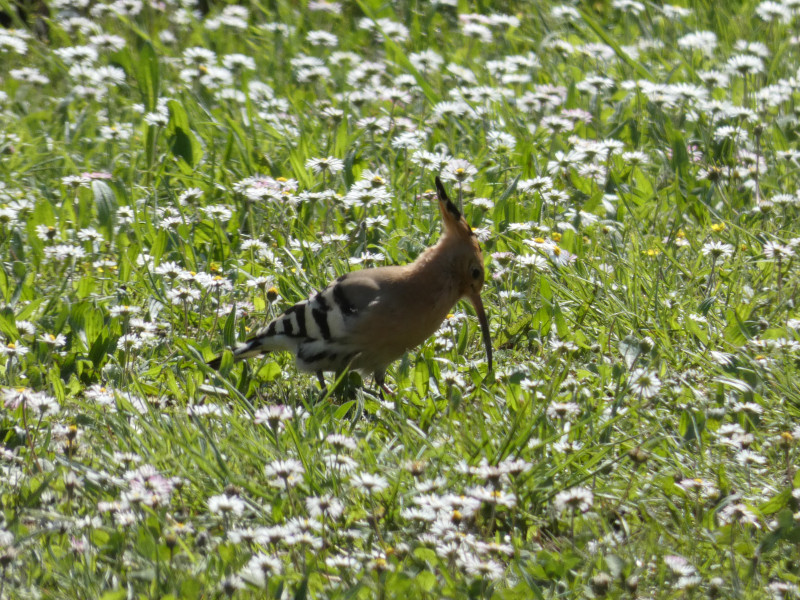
[471,267,482,279]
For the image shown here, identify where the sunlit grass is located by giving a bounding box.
[0,0,799,598]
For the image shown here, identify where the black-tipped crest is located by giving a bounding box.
[435,176,463,221]
[208,176,493,386]
[435,176,476,240]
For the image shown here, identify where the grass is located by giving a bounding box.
[1,0,800,598]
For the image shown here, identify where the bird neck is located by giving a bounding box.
[408,236,464,300]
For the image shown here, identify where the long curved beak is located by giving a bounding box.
[468,292,493,372]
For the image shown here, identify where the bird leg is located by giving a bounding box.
[316,369,358,401]
[375,371,394,398]
[315,371,331,402]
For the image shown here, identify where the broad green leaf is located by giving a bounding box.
[723,309,749,346]
[0,308,17,340]
[334,401,356,419]
[224,116,254,174]
[92,180,117,232]
[553,300,568,338]
[686,318,708,344]
[151,230,168,264]
[48,365,66,402]
[540,277,552,301]
[75,276,95,299]
[253,361,279,383]
[760,489,791,515]
[133,39,159,112]
[222,306,237,346]
[414,360,429,397]
[414,571,437,593]
[89,333,110,368]
[498,174,521,205]
[0,267,8,301]
[495,314,532,348]
[697,296,716,315]
[166,99,202,173]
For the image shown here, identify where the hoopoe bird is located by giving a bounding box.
[208,177,492,394]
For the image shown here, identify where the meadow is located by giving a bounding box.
[0,0,799,597]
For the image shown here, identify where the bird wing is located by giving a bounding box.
[229,271,385,372]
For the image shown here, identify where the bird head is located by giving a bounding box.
[434,177,493,372]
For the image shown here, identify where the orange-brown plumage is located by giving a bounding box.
[209,177,492,393]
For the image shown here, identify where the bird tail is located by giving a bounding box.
[207,319,299,370]
[206,354,224,370]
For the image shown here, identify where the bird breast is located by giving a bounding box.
[345,274,459,371]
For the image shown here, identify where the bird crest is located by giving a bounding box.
[435,177,474,240]
[208,177,492,392]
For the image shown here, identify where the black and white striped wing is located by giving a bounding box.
[229,273,382,372]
